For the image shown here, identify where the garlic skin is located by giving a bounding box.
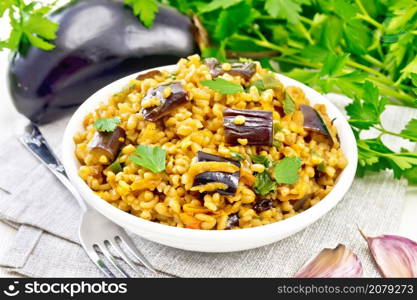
[294,244,363,278]
[362,234,417,278]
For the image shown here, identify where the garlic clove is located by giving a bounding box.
[361,232,417,278]
[294,244,363,278]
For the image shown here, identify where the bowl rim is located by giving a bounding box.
[62,64,357,242]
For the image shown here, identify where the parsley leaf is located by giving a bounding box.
[213,1,252,41]
[410,73,417,86]
[262,73,282,89]
[247,73,282,92]
[274,157,302,184]
[400,119,417,142]
[319,0,357,20]
[300,45,328,63]
[93,117,121,132]
[343,20,371,56]
[410,73,417,95]
[345,81,387,130]
[200,0,242,13]
[23,12,59,51]
[320,53,349,76]
[129,145,166,173]
[317,162,326,172]
[283,92,296,115]
[201,78,243,94]
[249,79,265,91]
[254,171,276,196]
[1,1,59,52]
[125,0,158,28]
[403,166,417,185]
[250,155,273,168]
[250,73,282,91]
[273,122,282,133]
[230,151,245,161]
[107,157,123,174]
[399,55,417,82]
[312,14,343,51]
[357,139,417,180]
[0,0,13,17]
[284,69,320,85]
[24,13,58,40]
[264,0,302,24]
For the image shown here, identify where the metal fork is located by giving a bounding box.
[17,121,156,278]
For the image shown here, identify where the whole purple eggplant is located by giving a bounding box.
[8,0,195,124]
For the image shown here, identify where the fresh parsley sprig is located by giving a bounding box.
[129,144,166,173]
[201,78,244,94]
[0,0,59,52]
[250,154,273,168]
[346,81,417,182]
[230,151,245,161]
[124,0,158,28]
[251,154,276,196]
[274,157,302,185]
[0,0,161,53]
[93,117,121,132]
[283,91,296,115]
[252,155,303,196]
[254,171,276,196]
[107,154,123,174]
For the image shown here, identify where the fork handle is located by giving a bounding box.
[17,121,88,212]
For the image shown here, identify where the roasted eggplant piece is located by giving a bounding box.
[197,151,240,166]
[300,105,331,137]
[226,213,239,229]
[223,108,273,146]
[141,82,188,121]
[8,0,195,124]
[204,57,256,80]
[192,151,240,195]
[300,105,339,145]
[89,127,126,162]
[136,70,163,81]
[253,198,274,213]
[194,172,239,195]
[292,194,312,211]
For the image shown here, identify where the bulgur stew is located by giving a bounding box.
[74,55,347,230]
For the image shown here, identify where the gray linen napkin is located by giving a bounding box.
[0,98,415,278]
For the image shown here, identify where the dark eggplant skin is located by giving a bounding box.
[204,57,256,80]
[194,171,239,195]
[226,213,239,229]
[291,194,312,211]
[197,151,240,167]
[223,108,273,146]
[136,70,163,81]
[89,126,126,162]
[141,82,188,121]
[8,0,195,124]
[300,105,331,137]
[253,198,274,213]
[193,151,240,195]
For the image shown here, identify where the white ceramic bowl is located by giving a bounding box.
[62,65,357,252]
